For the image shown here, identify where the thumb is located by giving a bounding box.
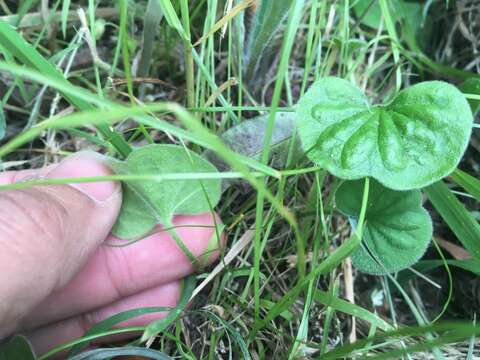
[0,152,122,338]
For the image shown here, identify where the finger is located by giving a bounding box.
[0,164,56,185]
[27,281,181,356]
[23,213,223,329]
[0,152,122,338]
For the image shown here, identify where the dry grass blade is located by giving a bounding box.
[193,0,255,47]
[190,229,254,301]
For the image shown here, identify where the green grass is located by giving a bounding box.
[1,0,480,359]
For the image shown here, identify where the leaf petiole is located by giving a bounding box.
[355,177,370,238]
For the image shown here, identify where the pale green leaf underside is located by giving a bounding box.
[336,179,432,275]
[112,144,221,240]
[297,77,473,190]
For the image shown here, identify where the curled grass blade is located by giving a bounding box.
[67,347,172,360]
[141,275,196,341]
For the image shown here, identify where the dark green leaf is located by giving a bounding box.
[112,144,221,240]
[297,77,473,190]
[354,0,405,28]
[0,335,36,360]
[336,179,432,274]
[425,181,480,263]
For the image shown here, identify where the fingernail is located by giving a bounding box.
[46,152,120,202]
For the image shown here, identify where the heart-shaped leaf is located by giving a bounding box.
[297,77,473,190]
[336,179,432,275]
[204,112,301,191]
[112,144,221,240]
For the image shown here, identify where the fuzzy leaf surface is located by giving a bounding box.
[336,179,432,274]
[297,77,473,190]
[244,0,294,79]
[205,112,300,191]
[112,144,221,240]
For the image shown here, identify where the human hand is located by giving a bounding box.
[0,152,222,355]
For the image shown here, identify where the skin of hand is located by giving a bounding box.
[0,152,223,355]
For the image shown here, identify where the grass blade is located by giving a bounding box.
[450,169,480,201]
[68,347,172,360]
[61,0,71,38]
[0,102,5,141]
[141,276,196,341]
[320,322,480,359]
[0,20,131,157]
[250,233,361,338]
[138,0,164,78]
[313,290,392,331]
[68,306,173,357]
[425,181,480,262]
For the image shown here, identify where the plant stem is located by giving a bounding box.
[180,0,195,109]
[356,177,370,237]
[164,218,199,269]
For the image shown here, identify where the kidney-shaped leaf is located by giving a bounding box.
[112,144,221,240]
[297,77,473,190]
[336,179,432,274]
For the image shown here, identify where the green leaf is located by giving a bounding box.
[425,181,480,263]
[459,78,480,114]
[354,0,426,44]
[112,144,221,240]
[204,112,300,190]
[244,0,294,80]
[336,179,432,274]
[297,77,473,190]
[353,0,405,29]
[0,335,36,360]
